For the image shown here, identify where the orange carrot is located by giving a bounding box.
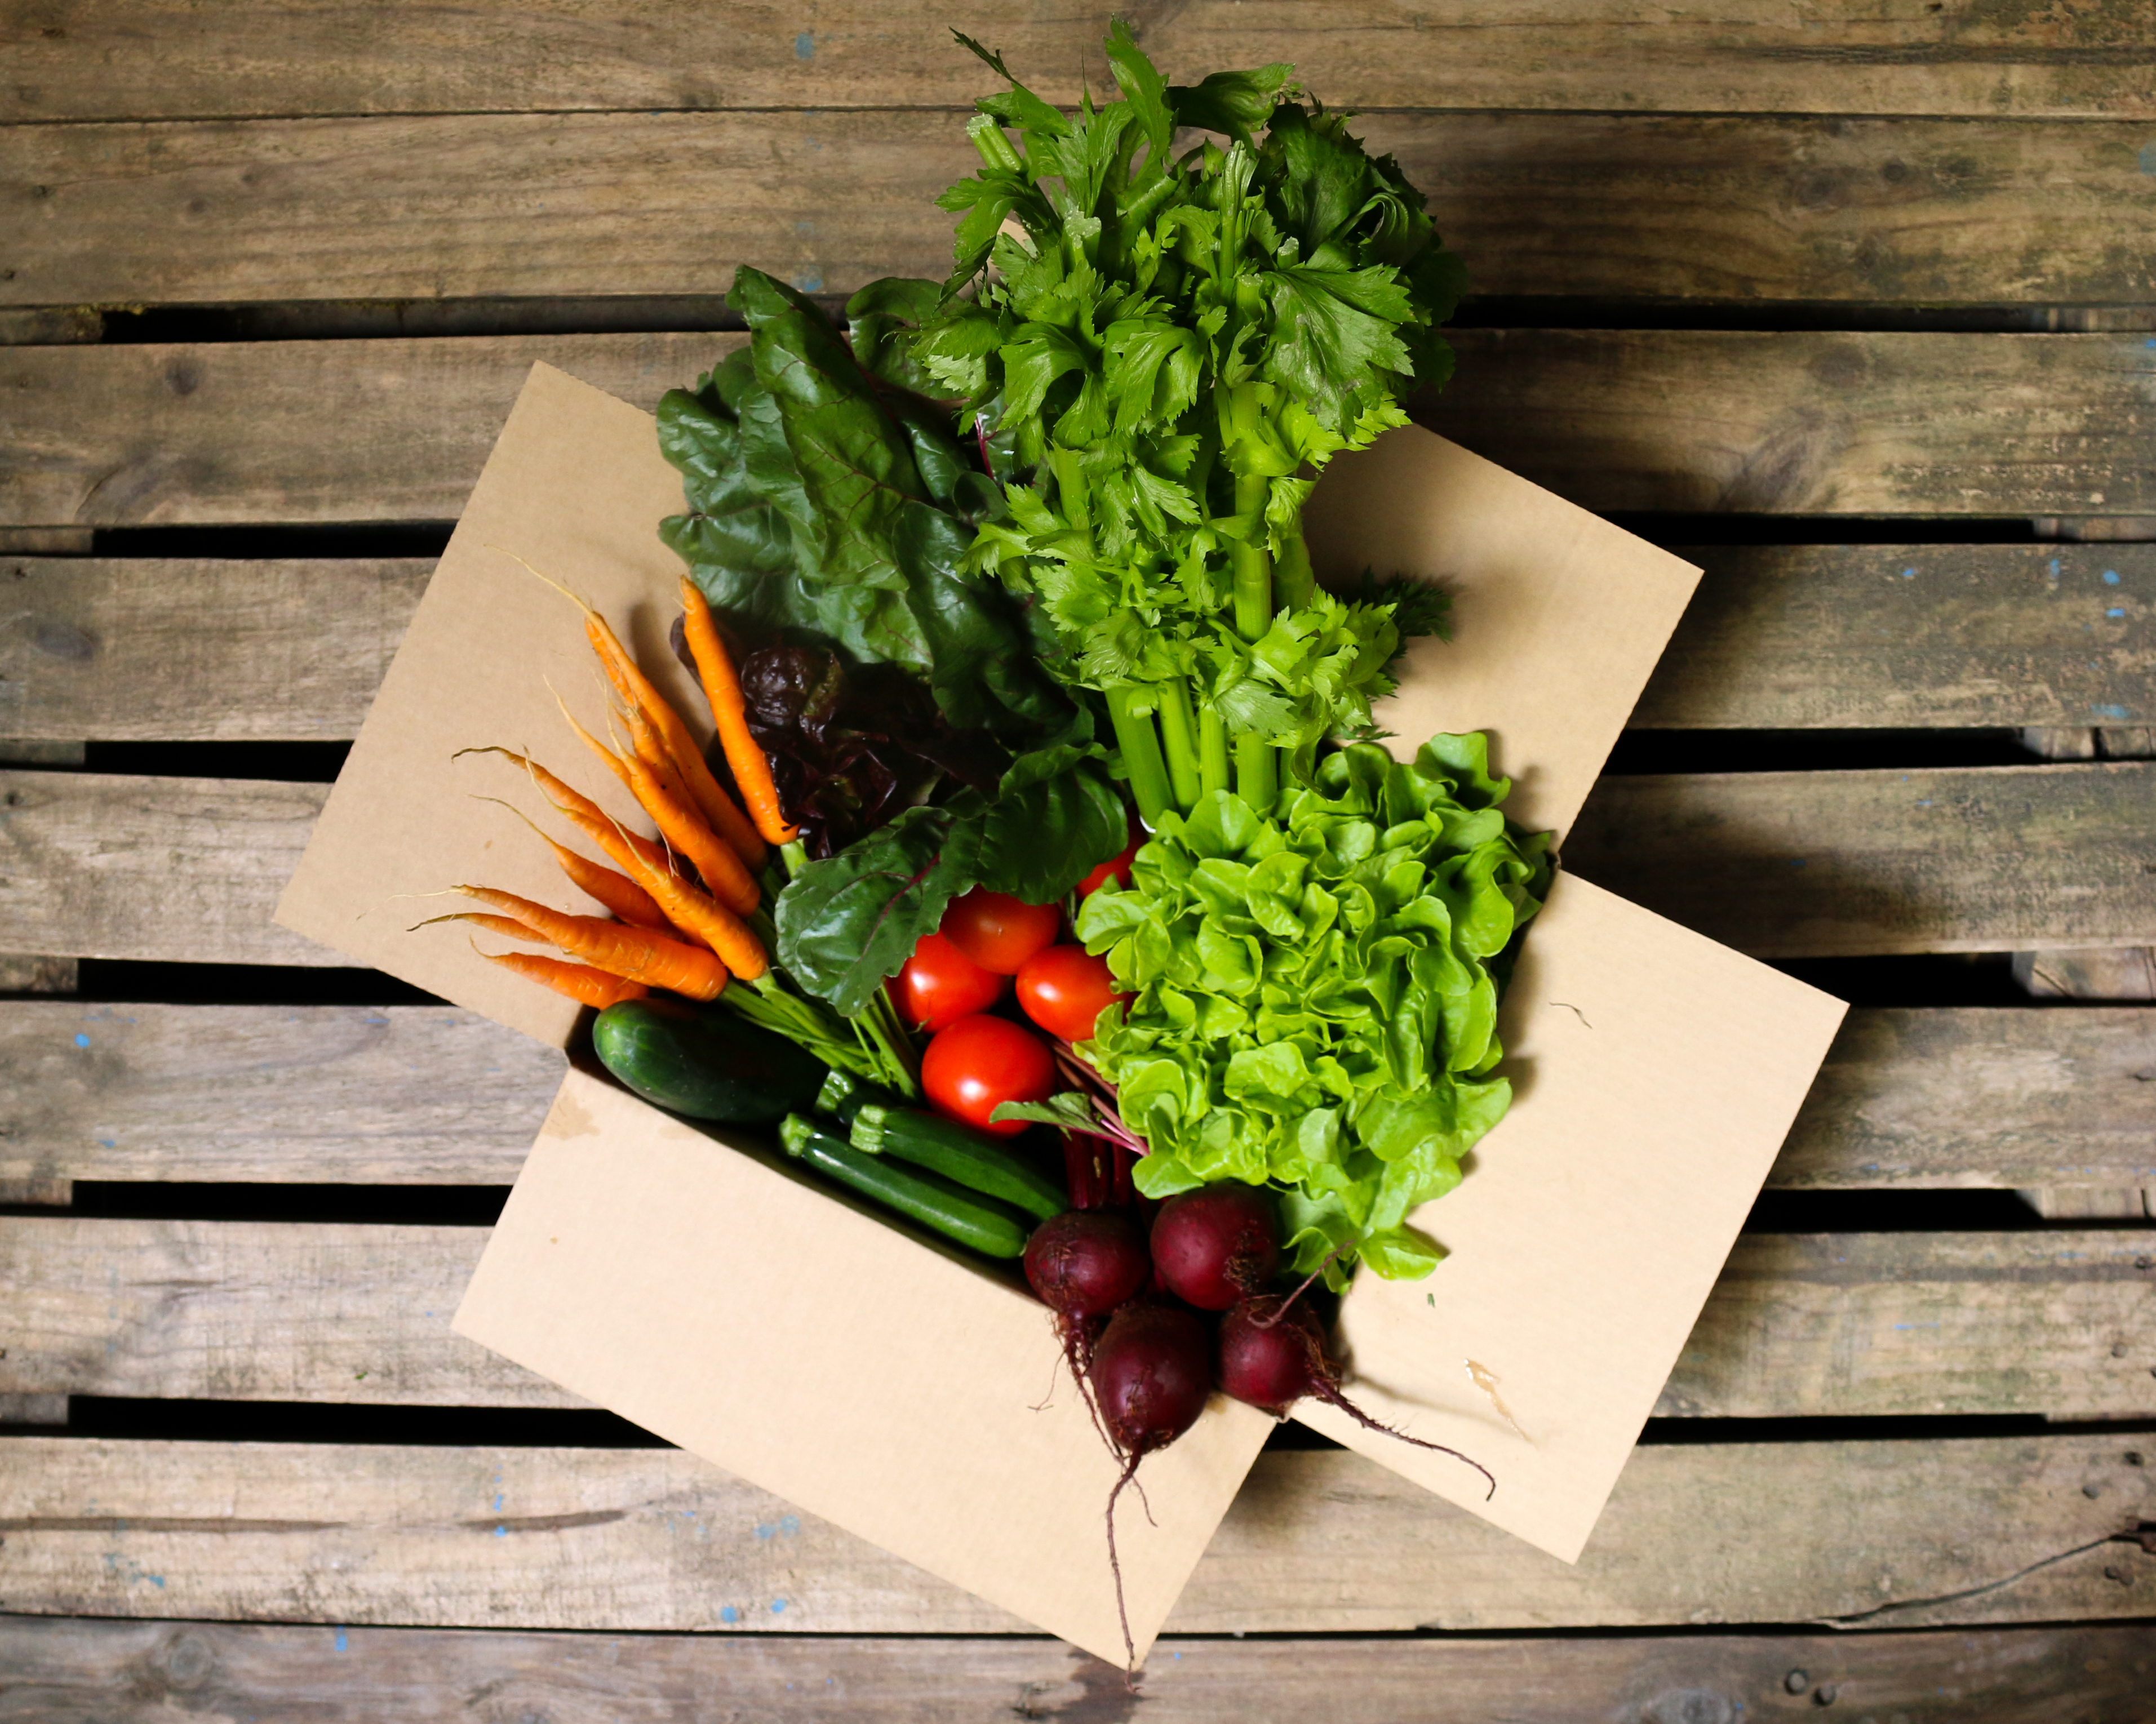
[620,750,760,917]
[681,576,798,846]
[547,696,754,913]
[600,645,768,874]
[620,696,698,823]
[554,695,640,798]
[476,947,650,1008]
[454,747,673,877]
[490,546,768,872]
[454,885,729,1000]
[610,831,770,981]
[474,796,670,931]
[416,910,548,943]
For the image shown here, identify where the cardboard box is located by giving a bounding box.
[279,362,1844,1660]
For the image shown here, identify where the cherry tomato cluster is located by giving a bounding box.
[891,836,1139,1136]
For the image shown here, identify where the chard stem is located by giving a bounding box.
[1106,685,1173,830]
[855,985,921,1100]
[1157,679,1203,811]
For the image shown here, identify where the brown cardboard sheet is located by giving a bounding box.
[277,362,708,1045]
[456,1069,1272,1661]
[276,362,1271,1663]
[278,361,1845,1650]
[1303,425,1702,839]
[1301,874,1848,1562]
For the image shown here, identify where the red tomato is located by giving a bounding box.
[939,887,1060,975]
[921,1013,1055,1136]
[1015,945,1130,1042]
[1077,824,1143,896]
[890,932,1007,1033]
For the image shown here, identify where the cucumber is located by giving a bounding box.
[778,1114,1031,1259]
[592,998,825,1123]
[850,1104,1068,1224]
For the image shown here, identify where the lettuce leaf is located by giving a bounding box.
[1073,736,1552,1283]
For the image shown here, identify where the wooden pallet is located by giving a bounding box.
[2,3,2153,1714]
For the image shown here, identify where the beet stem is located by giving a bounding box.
[1253,1243,1344,1326]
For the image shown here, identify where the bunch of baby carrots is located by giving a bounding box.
[418,561,799,1010]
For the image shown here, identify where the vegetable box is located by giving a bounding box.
[277,361,1844,1663]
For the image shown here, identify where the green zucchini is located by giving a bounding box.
[778,1114,1031,1259]
[592,998,825,1123]
[850,1104,1068,1224]
[814,1065,901,1131]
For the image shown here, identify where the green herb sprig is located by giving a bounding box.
[913,23,1466,824]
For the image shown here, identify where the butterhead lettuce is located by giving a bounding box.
[1074,736,1552,1284]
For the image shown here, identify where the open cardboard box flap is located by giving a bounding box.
[278,362,1844,1659]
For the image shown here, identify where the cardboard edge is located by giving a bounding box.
[1299,873,1848,1564]
[449,1065,1276,1665]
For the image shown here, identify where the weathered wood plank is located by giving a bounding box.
[11,112,2156,309]
[1636,544,2154,731]
[1667,1231,2156,1419]
[7,546,2146,741]
[0,1005,560,1187]
[5,1619,2153,1724]
[0,559,433,743]
[10,763,2148,968]
[1769,1007,2156,1192]
[8,1003,2149,1191]
[6,332,2153,529]
[0,772,336,968]
[5,1,2150,122]
[2018,947,2156,999]
[0,334,740,528]
[0,1219,562,1408]
[5,1219,2151,1419]
[0,1436,2146,1631]
[1415,331,2156,518]
[1567,761,2156,958]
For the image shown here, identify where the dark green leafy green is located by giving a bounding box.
[1072,737,1551,1284]
[658,266,1062,740]
[659,268,1129,1013]
[776,721,1126,1014]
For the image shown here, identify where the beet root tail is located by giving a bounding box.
[1314,1381,1497,1500]
[1104,1449,1146,1689]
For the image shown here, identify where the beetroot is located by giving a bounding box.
[1025,1211,1150,1317]
[1218,1296,1496,1500]
[1149,1184,1280,1310]
[1090,1301,1212,1456]
[1087,1300,1214,1674]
